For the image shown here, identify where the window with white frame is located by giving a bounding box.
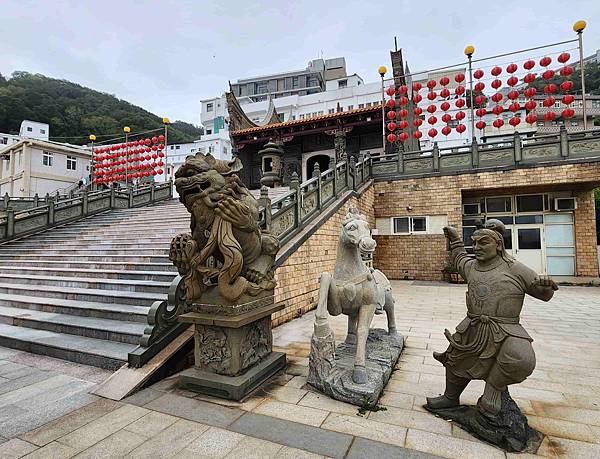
[206,103,214,112]
[66,155,77,170]
[393,216,427,234]
[42,151,54,166]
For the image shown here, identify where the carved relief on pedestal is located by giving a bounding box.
[240,317,272,372]
[195,325,232,374]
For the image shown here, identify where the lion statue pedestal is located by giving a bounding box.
[171,153,285,400]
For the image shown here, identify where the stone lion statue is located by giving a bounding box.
[170,152,279,305]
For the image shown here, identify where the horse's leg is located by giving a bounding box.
[352,303,376,384]
[345,314,358,345]
[384,289,397,334]
[314,272,332,338]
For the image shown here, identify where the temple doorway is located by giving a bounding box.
[302,151,334,181]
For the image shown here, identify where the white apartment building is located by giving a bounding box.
[1,120,50,152]
[0,139,91,197]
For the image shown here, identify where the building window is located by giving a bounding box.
[256,81,268,93]
[291,115,296,120]
[348,105,354,111]
[206,103,214,112]
[66,155,77,170]
[338,79,348,89]
[206,129,212,135]
[366,102,372,107]
[537,121,545,126]
[208,146,214,153]
[1,137,7,145]
[592,100,600,108]
[358,103,364,108]
[578,101,583,108]
[516,194,544,212]
[27,127,33,132]
[554,101,560,108]
[42,151,53,166]
[299,114,305,119]
[328,108,334,114]
[40,129,46,134]
[392,216,427,234]
[449,119,459,128]
[317,111,323,116]
[292,76,299,88]
[175,145,180,149]
[278,113,285,122]
[571,121,579,126]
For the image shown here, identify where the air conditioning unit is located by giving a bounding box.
[554,197,577,211]
[463,203,481,215]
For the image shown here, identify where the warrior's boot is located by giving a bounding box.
[426,370,469,409]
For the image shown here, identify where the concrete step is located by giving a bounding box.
[0,260,177,271]
[0,242,173,251]
[0,254,169,263]
[0,282,165,306]
[0,322,133,370]
[0,273,171,293]
[0,266,176,281]
[0,248,170,256]
[0,305,145,344]
[0,293,148,322]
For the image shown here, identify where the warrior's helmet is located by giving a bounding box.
[472,218,514,264]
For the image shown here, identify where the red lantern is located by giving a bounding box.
[507,90,519,100]
[398,85,408,94]
[428,116,437,125]
[524,59,535,70]
[145,154,152,161]
[151,145,158,151]
[152,153,158,159]
[493,119,504,129]
[476,108,487,117]
[456,124,466,134]
[562,108,575,118]
[562,94,575,105]
[398,120,409,129]
[542,69,555,80]
[540,56,552,67]
[475,95,486,105]
[158,170,164,175]
[525,100,537,111]
[399,132,409,142]
[414,107,423,116]
[442,126,452,136]
[398,109,409,118]
[455,99,465,108]
[145,147,151,153]
[560,66,573,77]
[525,113,538,125]
[455,73,465,83]
[544,111,556,121]
[491,79,502,90]
[491,93,503,103]
[491,66,502,76]
[387,133,397,143]
[427,91,437,101]
[144,138,151,145]
[455,85,465,96]
[524,87,537,98]
[492,105,504,116]
[387,122,397,132]
[507,76,519,87]
[427,80,437,89]
[386,86,395,97]
[509,117,521,127]
[508,102,520,113]
[558,52,570,63]
[399,96,409,106]
[440,88,450,98]
[413,130,423,139]
[427,104,436,113]
[428,128,438,138]
[387,110,396,119]
[413,94,423,104]
[158,152,165,158]
[476,121,486,130]
[441,113,452,123]
[413,118,423,127]
[158,134,165,142]
[455,111,466,121]
[440,76,450,86]
[506,63,518,74]
[385,99,395,108]
[474,82,485,92]
[412,82,422,92]
[440,102,450,111]
[560,80,574,92]
[543,97,556,107]
[544,84,557,94]
[523,73,536,84]
[474,69,484,79]
[158,144,164,150]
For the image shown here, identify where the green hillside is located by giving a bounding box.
[0,71,203,144]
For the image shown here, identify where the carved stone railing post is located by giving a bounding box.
[45,193,50,205]
[330,157,337,196]
[514,131,522,163]
[349,156,357,190]
[128,185,134,208]
[6,208,15,238]
[150,182,155,202]
[398,150,404,174]
[258,186,272,231]
[471,137,479,168]
[345,157,351,188]
[82,189,88,216]
[433,142,440,172]
[290,171,301,226]
[560,125,569,157]
[110,187,116,208]
[33,193,39,207]
[48,199,55,227]
[3,193,9,210]
[313,162,322,210]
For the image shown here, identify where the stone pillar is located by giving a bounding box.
[514,131,522,163]
[334,131,347,162]
[432,142,440,172]
[48,199,55,226]
[574,189,599,277]
[471,137,479,168]
[150,182,155,202]
[290,171,301,224]
[560,125,569,157]
[82,189,88,216]
[33,193,39,207]
[6,208,15,238]
[257,186,272,231]
[313,162,322,210]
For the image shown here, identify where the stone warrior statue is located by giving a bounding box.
[425,219,557,451]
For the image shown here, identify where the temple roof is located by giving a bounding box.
[225,92,280,133]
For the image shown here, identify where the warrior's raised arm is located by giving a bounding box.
[443,226,472,280]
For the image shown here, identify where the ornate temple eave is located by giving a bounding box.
[225,92,280,133]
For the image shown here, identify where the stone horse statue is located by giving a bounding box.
[314,207,397,384]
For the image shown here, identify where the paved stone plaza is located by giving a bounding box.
[0,280,599,458]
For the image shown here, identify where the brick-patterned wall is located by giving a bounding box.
[272,186,375,327]
[373,162,600,280]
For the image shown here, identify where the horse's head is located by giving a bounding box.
[341,207,376,254]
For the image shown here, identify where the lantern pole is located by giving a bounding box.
[163,118,170,186]
[464,45,475,143]
[123,126,130,189]
[89,134,96,191]
[573,20,587,130]
[378,66,387,154]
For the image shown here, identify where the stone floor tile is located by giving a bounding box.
[284,376,308,389]
[56,404,148,451]
[174,426,245,458]
[20,398,120,447]
[22,441,77,459]
[346,437,440,459]
[0,438,38,459]
[285,364,309,377]
[404,428,505,459]
[125,419,210,459]
[321,412,407,447]
[0,374,74,407]
[368,406,452,436]
[123,411,178,438]
[379,391,415,410]
[253,400,329,427]
[258,384,307,404]
[224,435,284,458]
[267,372,294,386]
[194,393,266,412]
[527,415,597,443]
[122,387,163,407]
[229,412,352,459]
[274,446,325,458]
[536,405,600,427]
[0,371,53,397]
[546,436,600,458]
[73,429,146,458]
[298,392,359,416]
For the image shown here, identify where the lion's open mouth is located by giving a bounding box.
[179,178,211,205]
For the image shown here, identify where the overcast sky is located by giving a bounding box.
[1,0,598,126]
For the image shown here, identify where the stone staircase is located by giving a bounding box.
[0,199,189,370]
